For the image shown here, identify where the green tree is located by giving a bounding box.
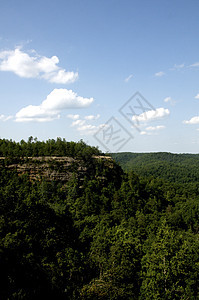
[140,220,199,299]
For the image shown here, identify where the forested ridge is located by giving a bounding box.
[0,140,198,299]
[111,152,199,183]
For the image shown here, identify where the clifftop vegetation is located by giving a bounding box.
[0,137,101,159]
[0,140,198,299]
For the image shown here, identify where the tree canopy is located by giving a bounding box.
[0,141,198,299]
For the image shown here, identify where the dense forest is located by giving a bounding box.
[111,152,199,194]
[0,139,199,299]
[111,152,199,184]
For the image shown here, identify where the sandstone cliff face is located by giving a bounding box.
[0,156,113,182]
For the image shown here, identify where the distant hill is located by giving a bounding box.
[111,152,199,184]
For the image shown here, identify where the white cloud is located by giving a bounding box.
[44,69,78,84]
[175,63,185,69]
[164,97,172,103]
[132,107,170,123]
[0,47,78,84]
[84,114,100,120]
[140,131,147,135]
[140,125,165,136]
[68,113,103,135]
[171,63,185,70]
[164,96,176,105]
[155,71,165,77]
[190,62,199,67]
[71,119,86,127]
[76,123,106,135]
[78,125,98,135]
[183,116,199,125]
[67,114,80,120]
[195,94,199,99]
[0,114,13,121]
[15,89,94,122]
[77,124,97,131]
[145,125,165,131]
[70,115,106,135]
[124,74,133,82]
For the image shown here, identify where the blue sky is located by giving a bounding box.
[1,0,199,153]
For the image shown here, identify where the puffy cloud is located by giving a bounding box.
[140,125,165,136]
[16,89,94,122]
[155,71,165,77]
[15,106,60,123]
[0,48,78,84]
[124,74,133,82]
[67,114,80,120]
[195,94,199,99]
[77,124,106,135]
[41,89,93,110]
[132,107,170,123]
[72,120,97,134]
[84,114,100,120]
[44,69,78,84]
[183,116,199,125]
[70,115,105,135]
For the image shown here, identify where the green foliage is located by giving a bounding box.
[0,137,101,159]
[111,152,199,187]
[140,221,199,299]
[0,141,198,298]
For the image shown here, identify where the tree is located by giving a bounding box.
[140,220,199,299]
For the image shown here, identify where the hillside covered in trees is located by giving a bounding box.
[111,151,199,189]
[0,140,198,299]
